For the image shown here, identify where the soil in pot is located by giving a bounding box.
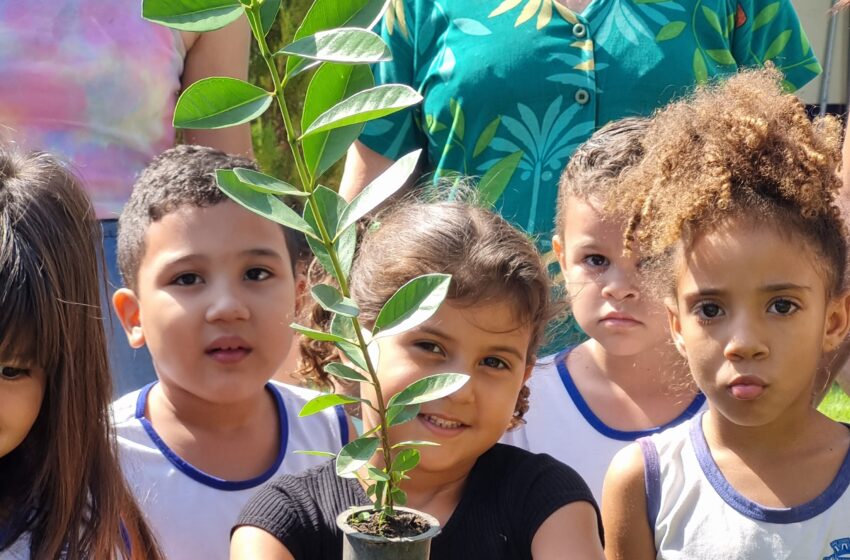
[347,509,430,539]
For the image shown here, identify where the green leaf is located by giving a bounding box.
[392,449,420,472]
[449,98,465,141]
[388,373,470,408]
[373,480,387,504]
[655,21,686,42]
[705,49,736,65]
[286,0,389,76]
[277,28,390,64]
[372,274,451,338]
[387,374,471,410]
[300,393,363,416]
[752,2,780,31]
[294,450,337,458]
[291,323,350,343]
[300,85,422,139]
[330,313,357,341]
[335,340,368,371]
[303,187,356,285]
[174,77,272,129]
[325,362,369,383]
[311,284,360,317]
[425,114,447,134]
[693,49,708,83]
[336,150,422,238]
[337,437,380,478]
[391,440,440,449]
[477,151,523,208]
[216,170,316,237]
[302,64,374,179]
[763,30,791,61]
[142,0,242,32]
[804,62,823,74]
[259,0,280,35]
[391,488,408,506]
[232,167,307,196]
[386,404,420,427]
[473,117,501,158]
[701,6,723,35]
[366,467,390,482]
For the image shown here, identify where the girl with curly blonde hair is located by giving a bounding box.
[602,68,850,559]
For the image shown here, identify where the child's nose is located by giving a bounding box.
[205,284,250,323]
[600,269,638,301]
[723,316,769,361]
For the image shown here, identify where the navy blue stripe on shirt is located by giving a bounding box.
[134,381,289,491]
[638,436,662,529]
[690,412,850,523]
[555,348,706,441]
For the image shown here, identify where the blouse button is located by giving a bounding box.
[575,89,590,105]
[573,23,587,38]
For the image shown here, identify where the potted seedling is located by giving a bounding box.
[143,0,469,557]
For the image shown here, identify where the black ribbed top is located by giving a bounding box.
[236,443,601,559]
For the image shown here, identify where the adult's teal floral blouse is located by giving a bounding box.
[359,0,820,264]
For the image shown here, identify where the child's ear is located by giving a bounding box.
[522,362,534,384]
[552,234,566,273]
[112,288,146,349]
[666,300,687,358]
[822,290,850,353]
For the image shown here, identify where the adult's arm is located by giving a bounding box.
[339,141,395,201]
[180,19,254,157]
[230,526,295,560]
[601,444,656,560]
[531,501,604,560]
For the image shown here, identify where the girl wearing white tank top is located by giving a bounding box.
[601,68,850,559]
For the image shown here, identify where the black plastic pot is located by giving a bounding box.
[336,506,441,560]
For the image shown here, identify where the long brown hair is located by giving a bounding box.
[0,148,161,559]
[297,199,557,428]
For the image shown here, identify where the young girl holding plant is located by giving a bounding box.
[603,68,850,558]
[0,148,161,559]
[231,200,605,559]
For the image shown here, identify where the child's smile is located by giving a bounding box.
[362,300,532,476]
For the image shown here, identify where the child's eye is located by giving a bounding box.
[582,254,609,268]
[173,273,202,286]
[768,298,799,315]
[481,356,509,370]
[414,341,445,355]
[0,365,30,381]
[694,302,724,321]
[245,268,271,281]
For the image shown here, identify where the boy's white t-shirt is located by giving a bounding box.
[641,414,850,559]
[501,350,706,501]
[112,381,347,560]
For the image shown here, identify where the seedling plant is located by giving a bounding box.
[142,0,470,527]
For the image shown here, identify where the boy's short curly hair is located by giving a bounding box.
[612,67,846,298]
[117,145,308,291]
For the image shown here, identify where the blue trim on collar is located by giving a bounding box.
[638,437,662,529]
[134,381,289,491]
[555,348,707,441]
[690,412,850,523]
[335,405,349,446]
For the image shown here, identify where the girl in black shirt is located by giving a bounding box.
[231,200,604,559]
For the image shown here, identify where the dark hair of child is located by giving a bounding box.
[116,144,309,291]
[555,116,650,232]
[613,67,846,298]
[0,148,162,559]
[296,199,556,428]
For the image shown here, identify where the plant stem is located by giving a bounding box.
[245,2,396,514]
[246,5,313,193]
